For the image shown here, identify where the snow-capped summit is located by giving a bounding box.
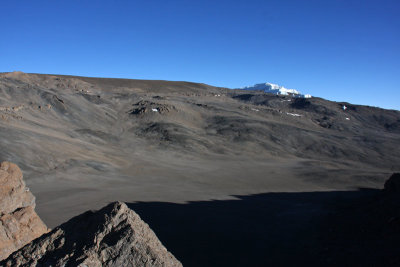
[238,82,311,98]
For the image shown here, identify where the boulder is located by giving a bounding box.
[384,173,400,193]
[2,201,182,267]
[0,162,48,260]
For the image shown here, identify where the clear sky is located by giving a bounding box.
[1,0,399,110]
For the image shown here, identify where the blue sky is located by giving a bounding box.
[1,0,399,110]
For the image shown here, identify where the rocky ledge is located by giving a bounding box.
[0,162,49,261]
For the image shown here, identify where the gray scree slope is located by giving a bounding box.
[0,71,399,228]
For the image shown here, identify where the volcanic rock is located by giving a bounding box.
[2,201,182,267]
[0,162,48,260]
[384,173,400,193]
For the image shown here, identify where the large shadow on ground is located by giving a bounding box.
[128,189,388,267]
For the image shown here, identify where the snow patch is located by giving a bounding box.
[286,112,302,117]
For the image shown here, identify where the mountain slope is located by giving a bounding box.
[0,71,399,228]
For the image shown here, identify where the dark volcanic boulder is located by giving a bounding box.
[1,201,182,267]
[384,173,400,193]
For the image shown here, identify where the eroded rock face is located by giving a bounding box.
[2,201,182,267]
[0,162,48,260]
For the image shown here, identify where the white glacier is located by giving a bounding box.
[238,82,311,98]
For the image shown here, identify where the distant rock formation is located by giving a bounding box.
[0,162,48,260]
[2,201,182,267]
[128,100,176,115]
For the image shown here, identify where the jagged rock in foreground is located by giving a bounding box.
[318,173,400,266]
[384,173,400,193]
[2,201,182,267]
[0,162,48,260]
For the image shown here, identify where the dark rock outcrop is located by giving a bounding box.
[0,162,48,260]
[384,173,400,193]
[2,201,182,267]
[128,100,176,115]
